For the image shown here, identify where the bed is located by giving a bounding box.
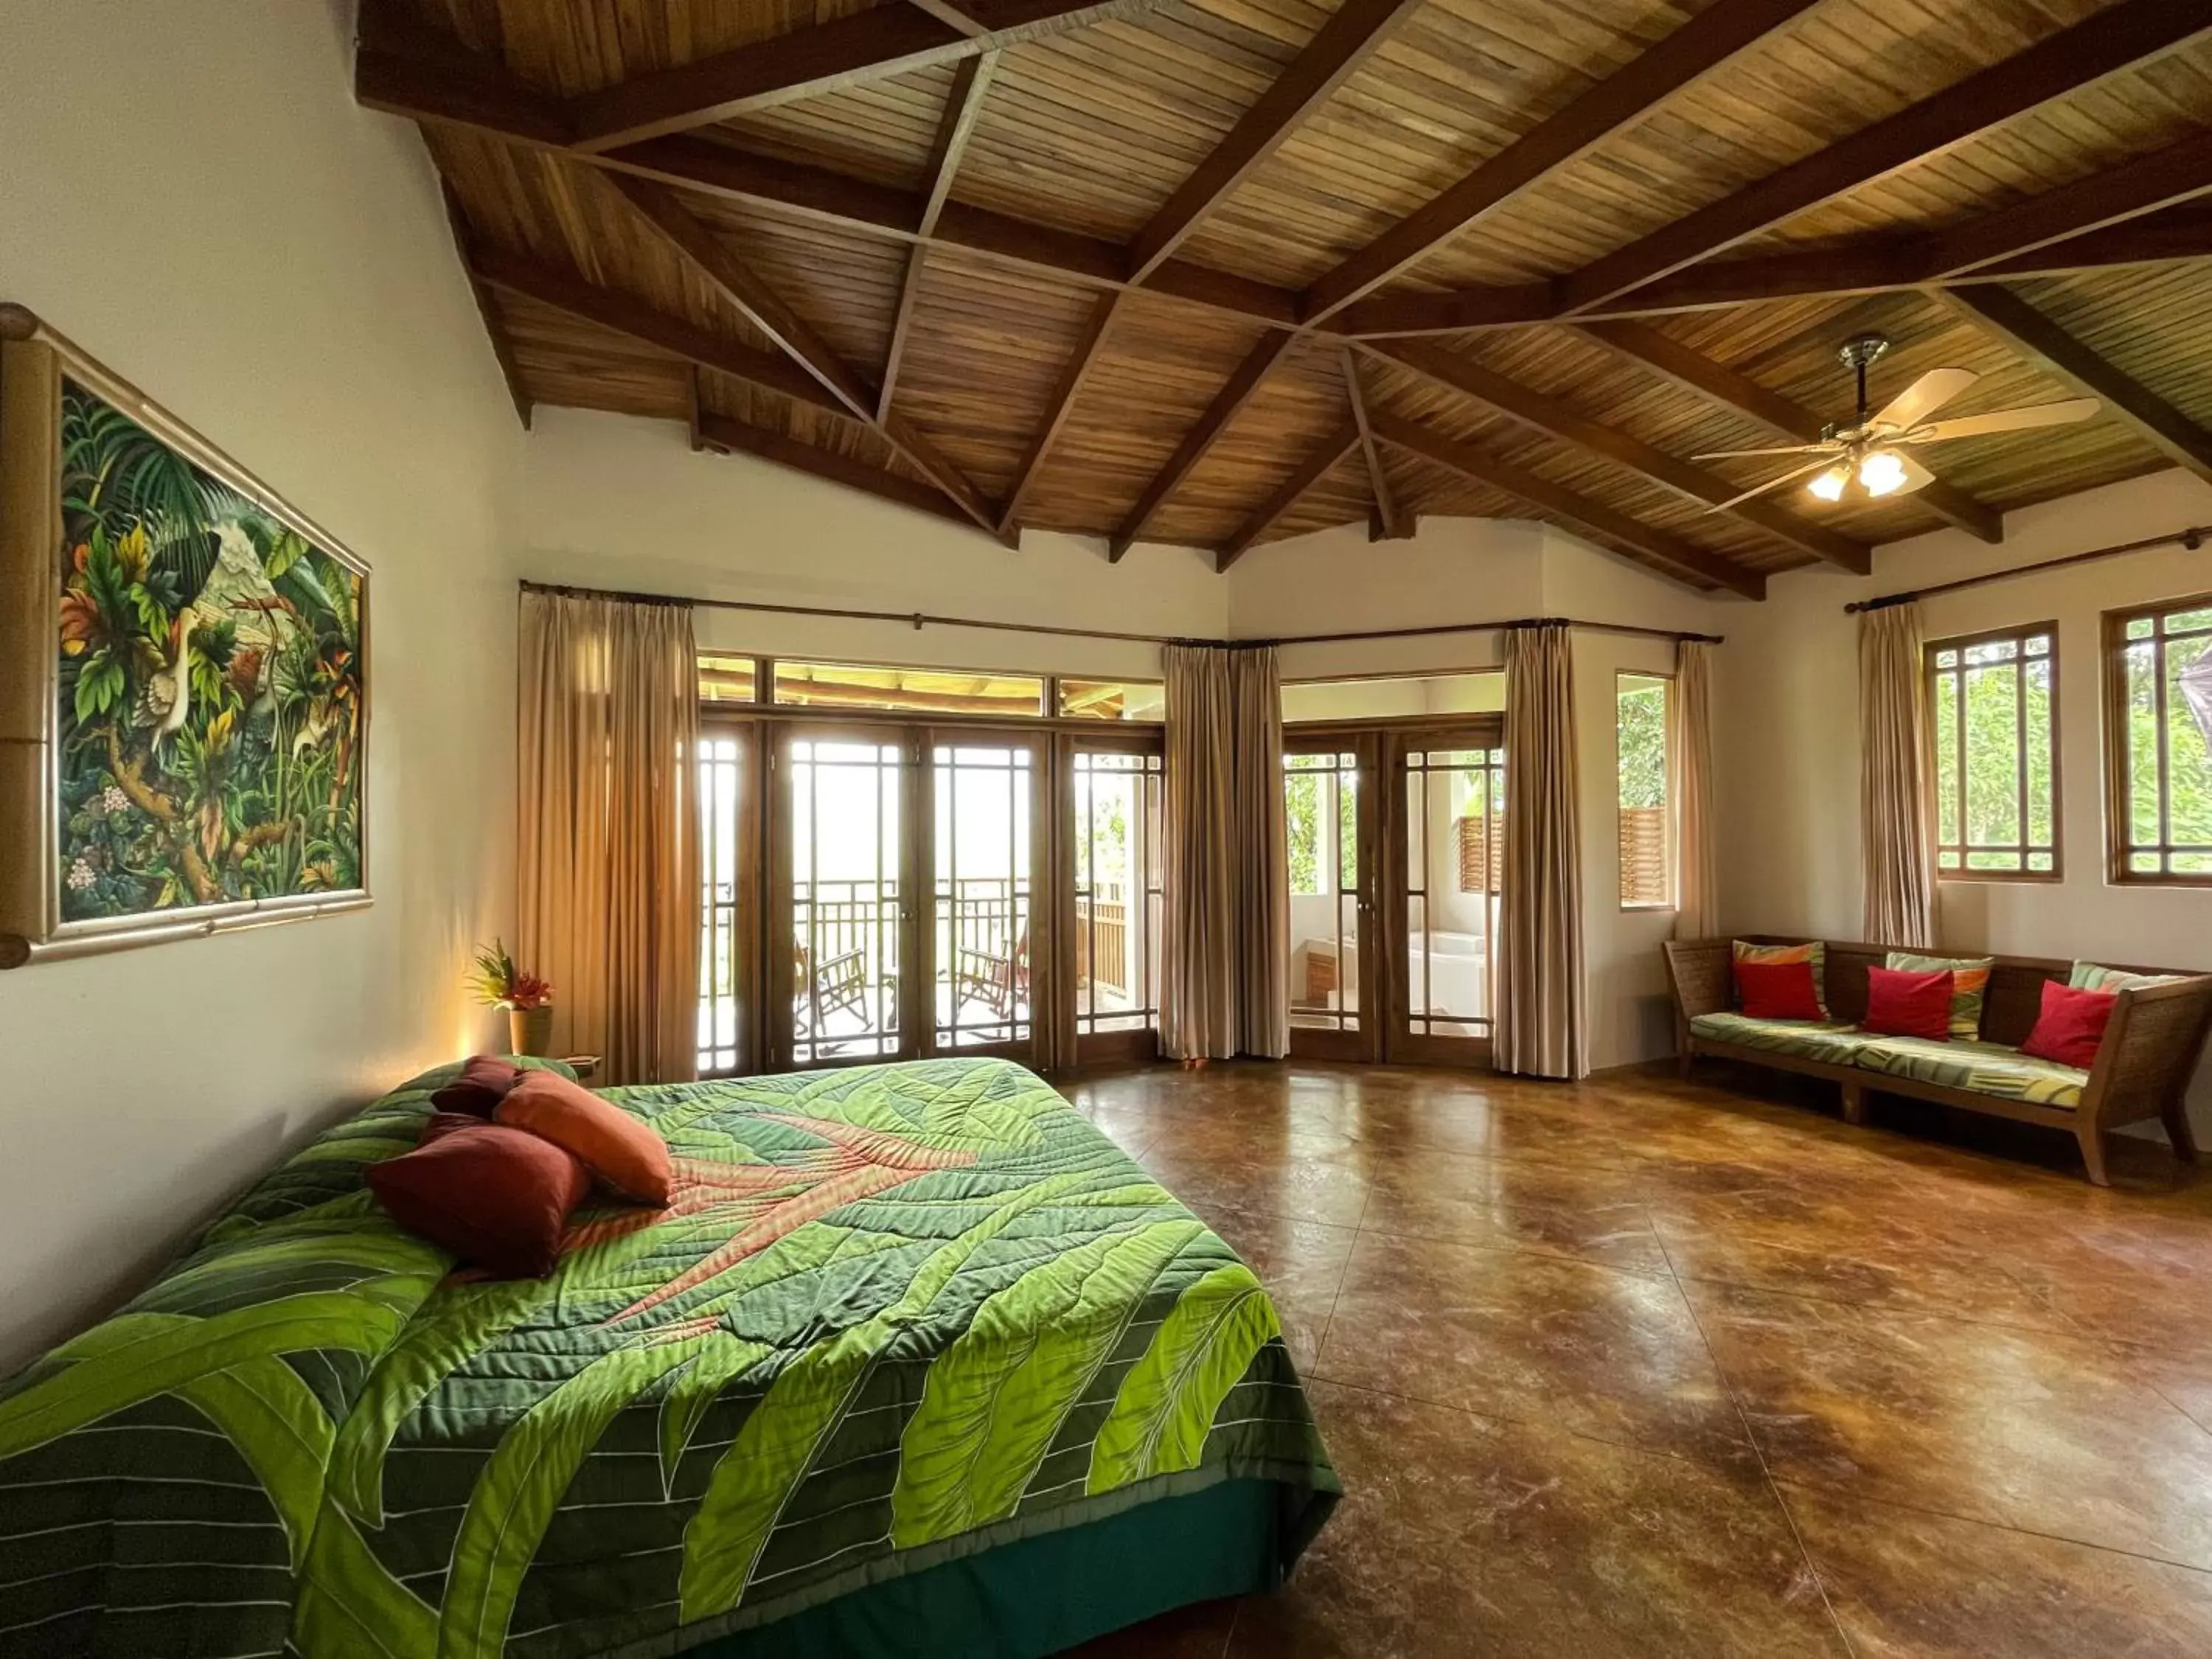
[0,1057,1338,1658]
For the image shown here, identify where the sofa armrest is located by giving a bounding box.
[1663,939,1733,1023]
[2082,975,2212,1128]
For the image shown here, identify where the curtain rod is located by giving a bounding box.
[1845,524,2210,614]
[517,581,1723,647]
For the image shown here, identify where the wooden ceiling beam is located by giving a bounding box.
[1127,0,1427,282]
[1110,333,1298,560]
[1574,318,2005,544]
[1368,411,1764,599]
[1377,341,1871,572]
[611,175,1006,538]
[1301,0,1822,323]
[695,413,977,527]
[1930,285,2212,486]
[1216,416,1363,571]
[998,289,1127,537]
[1555,0,2212,316]
[1341,349,1409,540]
[568,0,1157,152]
[467,243,849,417]
[355,0,572,145]
[880,52,999,421]
[1925,128,2212,278]
[1340,201,2212,339]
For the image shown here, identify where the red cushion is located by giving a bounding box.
[431,1054,524,1119]
[366,1119,591,1278]
[1734,959,1824,1020]
[1863,967,1954,1041]
[497,1070,672,1206]
[2020,980,2117,1070]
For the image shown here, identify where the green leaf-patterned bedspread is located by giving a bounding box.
[0,1057,1339,1657]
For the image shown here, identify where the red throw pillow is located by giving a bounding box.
[1734,958,1824,1020]
[431,1054,524,1118]
[366,1120,591,1278]
[1863,967,1954,1041]
[2020,980,2117,1070]
[496,1070,672,1206]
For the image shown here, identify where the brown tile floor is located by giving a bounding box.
[1055,1057,2212,1659]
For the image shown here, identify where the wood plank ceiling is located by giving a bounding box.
[364,0,2212,594]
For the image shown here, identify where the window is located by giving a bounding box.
[1927,624,2058,879]
[1057,679,1165,721]
[699,653,759,703]
[2105,593,2212,883]
[1284,752,1356,897]
[772,660,1046,717]
[1615,672,1672,908]
[1282,670,1503,723]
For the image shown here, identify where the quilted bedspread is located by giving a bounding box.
[0,1057,1338,1657]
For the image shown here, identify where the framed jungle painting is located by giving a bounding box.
[0,306,369,966]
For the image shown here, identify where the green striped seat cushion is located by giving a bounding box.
[2070,961,2187,993]
[1854,1036,2087,1109]
[1689,1012,1874,1065]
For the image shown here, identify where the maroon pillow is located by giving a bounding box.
[1734,959,1824,1020]
[1864,967,1953,1041]
[366,1119,591,1278]
[431,1054,525,1119]
[2020,980,2118,1070]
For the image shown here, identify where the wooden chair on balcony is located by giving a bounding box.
[795,944,870,1037]
[956,925,1029,1021]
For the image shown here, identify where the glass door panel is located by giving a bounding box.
[697,724,757,1077]
[1071,748,1164,1057]
[1391,734,1503,1062]
[787,734,908,1066]
[932,741,1038,1052]
[1285,741,1374,1060]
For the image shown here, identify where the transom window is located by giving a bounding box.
[2105,593,2212,884]
[1927,624,2059,880]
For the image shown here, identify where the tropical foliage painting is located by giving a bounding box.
[54,378,364,921]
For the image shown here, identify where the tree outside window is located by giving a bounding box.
[1616,673,1671,908]
[2107,595,2212,883]
[1927,624,2059,879]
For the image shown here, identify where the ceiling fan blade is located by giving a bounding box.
[1691,443,1831,459]
[1705,458,1837,513]
[1871,366,1978,433]
[1903,397,2101,443]
[1884,451,1936,498]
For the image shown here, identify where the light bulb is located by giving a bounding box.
[1806,464,1848,502]
[1859,449,1907,497]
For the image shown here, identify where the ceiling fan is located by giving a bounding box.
[1694,334,2100,511]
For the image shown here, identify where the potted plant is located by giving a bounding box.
[468,940,554,1057]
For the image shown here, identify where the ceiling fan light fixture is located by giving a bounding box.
[1858,449,1907,498]
[1806,463,1849,503]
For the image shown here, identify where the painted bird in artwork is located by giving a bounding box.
[134,609,198,755]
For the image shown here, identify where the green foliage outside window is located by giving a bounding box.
[1930,630,2056,874]
[2117,604,2212,877]
[1615,678,1668,810]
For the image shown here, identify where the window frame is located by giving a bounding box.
[1924,619,2063,885]
[1613,669,1675,912]
[2102,588,2212,888]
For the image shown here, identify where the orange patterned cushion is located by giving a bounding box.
[497,1071,672,1206]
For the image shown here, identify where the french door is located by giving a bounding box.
[1060,737,1165,1066]
[1284,734,1378,1062]
[762,723,1047,1071]
[1382,726,1504,1064]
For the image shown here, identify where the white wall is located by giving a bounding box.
[1714,465,2212,1127]
[0,1,528,1367]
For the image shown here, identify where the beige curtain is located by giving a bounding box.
[518,591,701,1085]
[1495,622,1587,1079]
[1161,644,1289,1060]
[1670,639,1719,938]
[1858,601,1935,950]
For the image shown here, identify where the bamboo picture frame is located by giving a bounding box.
[0,305,371,967]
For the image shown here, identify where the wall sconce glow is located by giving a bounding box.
[1859,449,1907,498]
[1806,464,1849,502]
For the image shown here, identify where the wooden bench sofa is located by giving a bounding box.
[1662,936,2212,1184]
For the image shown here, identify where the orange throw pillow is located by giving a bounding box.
[496,1070,672,1206]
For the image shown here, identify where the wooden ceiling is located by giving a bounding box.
[361,0,2212,596]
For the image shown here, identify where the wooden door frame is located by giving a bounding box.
[919,726,1051,1066]
[767,718,925,1071]
[1380,721,1504,1068]
[1057,729,1166,1070]
[1283,730,1380,1063]
[698,713,765,1079]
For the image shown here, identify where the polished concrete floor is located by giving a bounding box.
[1054,1057,2212,1658]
